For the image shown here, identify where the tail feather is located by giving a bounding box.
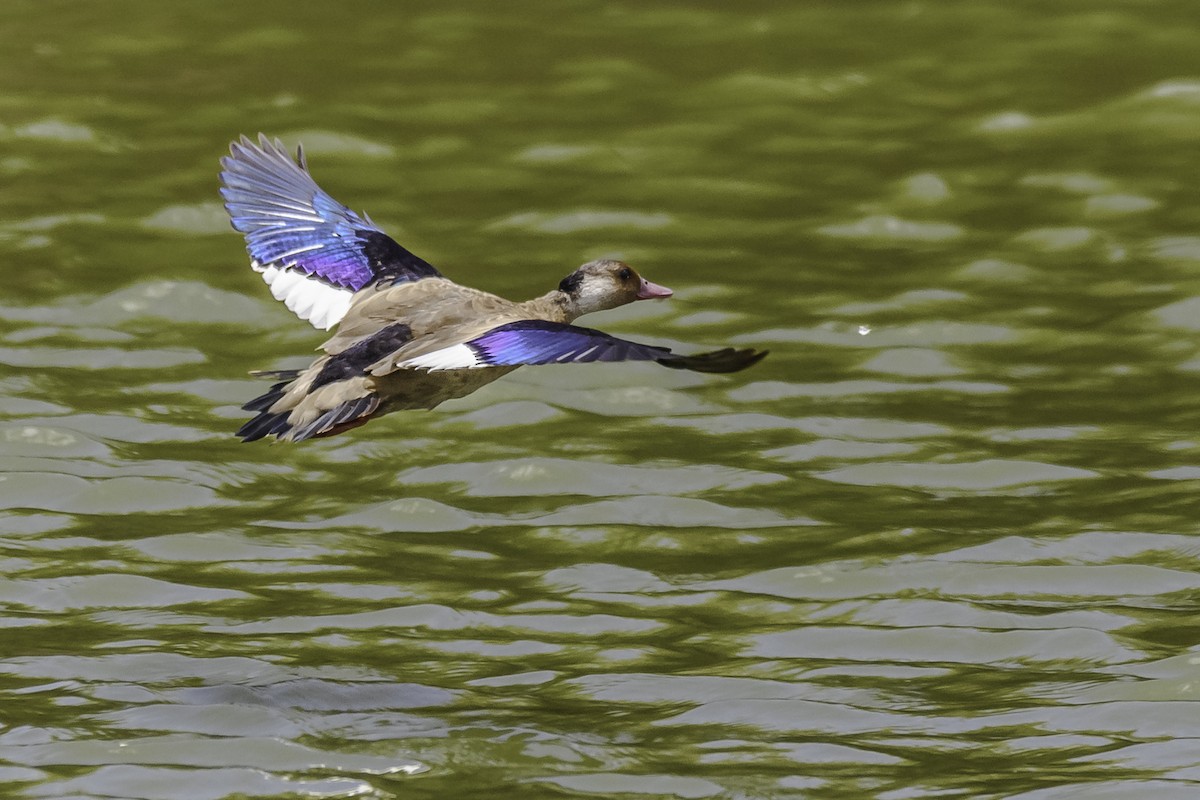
[242,375,299,412]
[248,369,303,380]
[238,371,381,442]
[237,410,292,442]
[287,395,381,442]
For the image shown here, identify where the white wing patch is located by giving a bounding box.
[255,261,354,330]
[396,343,485,371]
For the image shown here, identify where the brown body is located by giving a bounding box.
[252,261,657,441]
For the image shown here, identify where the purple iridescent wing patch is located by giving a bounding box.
[466,320,770,374]
[220,135,440,291]
[468,320,673,366]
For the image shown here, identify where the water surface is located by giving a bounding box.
[3,2,1200,798]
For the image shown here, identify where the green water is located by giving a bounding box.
[4,1,1200,798]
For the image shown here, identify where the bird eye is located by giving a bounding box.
[617,267,632,281]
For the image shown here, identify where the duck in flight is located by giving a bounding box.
[220,135,767,442]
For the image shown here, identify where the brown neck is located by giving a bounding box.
[518,290,576,324]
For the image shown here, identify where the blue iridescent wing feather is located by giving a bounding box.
[468,320,670,365]
[219,134,440,292]
[465,320,767,373]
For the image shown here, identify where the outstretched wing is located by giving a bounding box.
[220,134,441,330]
[395,319,768,374]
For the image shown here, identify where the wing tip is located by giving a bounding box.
[659,347,769,374]
[219,133,303,182]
